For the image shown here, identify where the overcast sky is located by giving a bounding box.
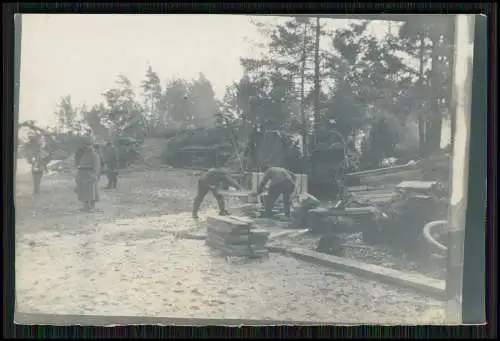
[19,14,391,127]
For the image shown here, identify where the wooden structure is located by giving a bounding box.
[205,215,270,257]
[302,179,445,237]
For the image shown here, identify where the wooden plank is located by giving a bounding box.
[206,216,254,236]
[206,215,253,227]
[218,190,252,198]
[283,248,445,299]
[207,228,269,245]
[350,189,396,196]
[206,236,268,257]
[396,181,439,191]
[359,170,422,185]
[346,162,420,177]
[348,185,393,192]
[222,249,269,257]
[350,195,395,201]
[207,230,251,245]
[309,207,378,217]
[206,226,252,236]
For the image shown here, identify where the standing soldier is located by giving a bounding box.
[251,165,296,218]
[102,140,119,189]
[192,167,243,219]
[75,137,101,211]
[30,154,46,195]
[93,143,105,182]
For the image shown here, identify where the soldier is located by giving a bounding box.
[192,168,243,219]
[102,140,119,189]
[30,154,46,195]
[251,165,296,218]
[93,143,105,182]
[75,137,101,211]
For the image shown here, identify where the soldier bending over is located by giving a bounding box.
[192,168,243,219]
[251,165,296,218]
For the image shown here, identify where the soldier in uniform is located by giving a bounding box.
[251,165,296,218]
[93,143,105,182]
[75,137,101,211]
[102,140,119,189]
[30,154,46,195]
[192,168,243,219]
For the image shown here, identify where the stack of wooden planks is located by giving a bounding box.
[205,215,270,257]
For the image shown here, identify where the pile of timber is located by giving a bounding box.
[346,162,422,187]
[205,215,270,257]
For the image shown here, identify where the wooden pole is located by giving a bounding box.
[445,14,473,324]
[313,17,321,135]
[300,22,308,171]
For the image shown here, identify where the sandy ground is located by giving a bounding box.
[15,167,444,324]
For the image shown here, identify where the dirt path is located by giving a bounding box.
[15,169,202,233]
[15,169,444,324]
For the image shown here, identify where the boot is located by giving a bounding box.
[219,210,231,216]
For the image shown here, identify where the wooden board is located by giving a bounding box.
[206,216,254,236]
[206,215,253,228]
[218,190,253,198]
[396,181,438,191]
[207,215,254,226]
[222,249,269,257]
[206,227,269,245]
[206,235,267,250]
[348,185,393,192]
[206,225,252,236]
[357,170,422,186]
[346,162,420,178]
[206,236,268,257]
[309,207,378,217]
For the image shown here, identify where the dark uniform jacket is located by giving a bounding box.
[76,146,101,174]
[256,167,295,195]
[103,144,119,170]
[31,157,44,174]
[199,168,241,189]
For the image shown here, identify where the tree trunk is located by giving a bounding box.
[427,36,443,155]
[300,23,308,171]
[313,17,321,134]
[418,116,426,156]
[447,22,457,152]
[418,35,427,157]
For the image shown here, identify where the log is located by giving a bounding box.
[357,170,422,186]
[396,181,439,192]
[206,215,253,226]
[309,207,378,217]
[218,190,253,198]
[346,162,421,178]
[206,215,254,234]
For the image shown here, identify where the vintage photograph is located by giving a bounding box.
[15,14,472,324]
